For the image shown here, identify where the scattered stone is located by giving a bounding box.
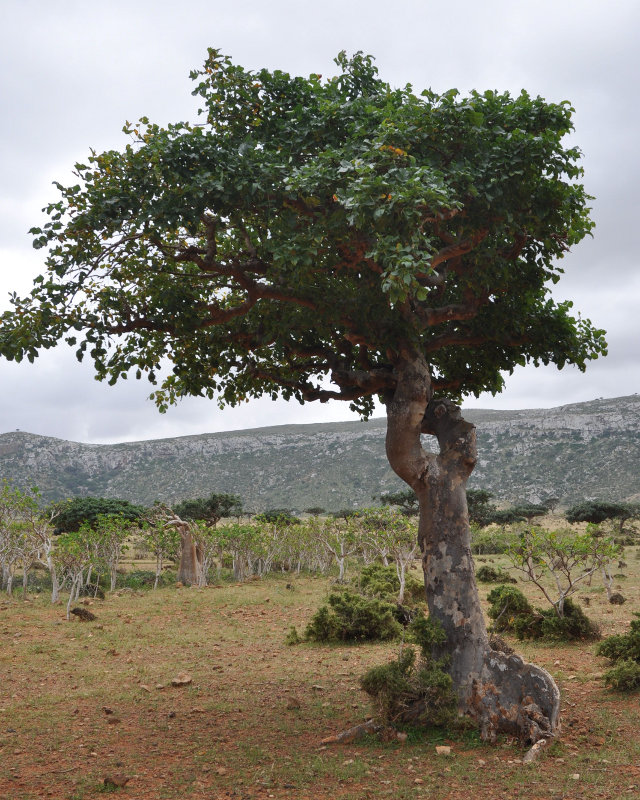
[102,707,114,715]
[435,746,451,756]
[396,732,408,742]
[286,696,301,710]
[103,775,130,789]
[155,684,164,690]
[71,607,96,622]
[168,711,176,719]
[610,593,626,605]
[571,773,580,780]
[215,767,227,776]
[171,672,193,687]
[523,739,547,764]
[311,684,324,691]
[106,717,121,725]
[140,684,151,693]
[414,778,424,784]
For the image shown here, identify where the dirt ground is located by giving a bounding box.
[1,554,639,800]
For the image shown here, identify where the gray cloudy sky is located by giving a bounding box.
[1,0,638,444]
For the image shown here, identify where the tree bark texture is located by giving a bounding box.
[176,523,201,586]
[385,353,560,743]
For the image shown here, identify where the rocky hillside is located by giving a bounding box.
[1,395,639,511]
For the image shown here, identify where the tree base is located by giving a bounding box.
[470,648,560,744]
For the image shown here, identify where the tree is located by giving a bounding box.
[0,50,606,742]
[466,489,496,526]
[379,488,419,516]
[141,513,181,589]
[507,525,621,615]
[358,507,419,603]
[51,497,145,534]
[565,500,639,538]
[173,492,243,526]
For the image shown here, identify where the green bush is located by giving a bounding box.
[356,563,425,606]
[304,590,402,643]
[603,659,640,692]
[597,613,640,663]
[475,565,516,584]
[487,585,534,632]
[487,586,597,641]
[360,616,458,728]
[470,528,515,554]
[535,599,599,642]
[120,569,176,589]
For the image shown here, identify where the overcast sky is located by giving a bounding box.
[1,0,638,444]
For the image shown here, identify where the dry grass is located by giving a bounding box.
[1,552,639,800]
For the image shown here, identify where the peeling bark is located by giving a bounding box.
[385,355,560,743]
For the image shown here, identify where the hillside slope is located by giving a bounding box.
[1,395,638,510]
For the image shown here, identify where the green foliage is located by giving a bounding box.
[360,616,457,727]
[475,564,516,584]
[173,492,242,524]
[470,526,515,554]
[487,585,534,632]
[466,489,496,526]
[356,562,424,606]
[1,50,604,418]
[52,497,145,534]
[378,489,419,516]
[603,660,640,693]
[253,509,299,525]
[597,613,640,663]
[532,599,599,642]
[119,569,176,589]
[565,500,631,525]
[487,585,597,641]
[507,525,621,615]
[304,589,401,643]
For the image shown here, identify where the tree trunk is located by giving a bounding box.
[385,352,560,744]
[177,523,201,585]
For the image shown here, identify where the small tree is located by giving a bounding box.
[466,489,497,527]
[358,507,419,603]
[508,526,621,616]
[311,516,360,583]
[90,514,131,592]
[141,516,181,589]
[55,530,95,619]
[379,489,419,516]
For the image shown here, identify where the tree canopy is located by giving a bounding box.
[0,50,605,416]
[172,492,243,525]
[51,496,145,533]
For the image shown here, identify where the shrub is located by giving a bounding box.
[360,616,458,728]
[487,585,534,632]
[597,613,640,663]
[356,563,425,606]
[486,585,597,641]
[603,660,640,692]
[475,565,516,584]
[535,599,600,642]
[304,590,402,643]
[470,528,515,554]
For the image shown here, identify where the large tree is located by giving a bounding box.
[0,51,605,741]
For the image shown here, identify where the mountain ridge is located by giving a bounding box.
[1,394,639,510]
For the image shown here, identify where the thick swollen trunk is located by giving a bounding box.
[177,524,201,586]
[385,353,560,744]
